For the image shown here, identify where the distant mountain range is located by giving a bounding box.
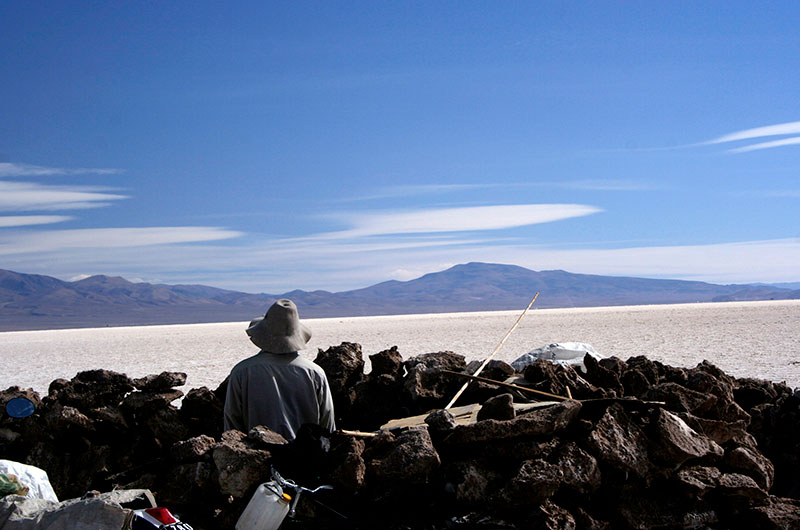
[1,263,798,331]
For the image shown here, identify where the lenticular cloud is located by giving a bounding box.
[708,120,800,153]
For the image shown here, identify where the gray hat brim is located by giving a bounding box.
[246,318,312,353]
[246,299,312,353]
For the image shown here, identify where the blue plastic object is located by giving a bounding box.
[5,397,35,418]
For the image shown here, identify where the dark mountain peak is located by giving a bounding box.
[0,269,67,295]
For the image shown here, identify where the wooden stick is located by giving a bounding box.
[444,293,539,410]
[441,370,572,402]
[339,429,378,437]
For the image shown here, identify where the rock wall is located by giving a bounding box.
[1,343,799,529]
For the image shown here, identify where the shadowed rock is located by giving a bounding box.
[133,371,187,392]
[647,408,724,468]
[212,430,272,498]
[171,434,216,462]
[366,428,440,487]
[444,400,581,446]
[585,403,650,479]
[725,445,775,491]
[477,393,515,421]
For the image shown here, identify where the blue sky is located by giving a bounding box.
[1,2,798,293]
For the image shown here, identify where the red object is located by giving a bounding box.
[144,507,178,525]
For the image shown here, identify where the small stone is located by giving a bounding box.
[477,393,515,421]
[171,434,217,462]
[133,372,187,391]
[424,409,457,432]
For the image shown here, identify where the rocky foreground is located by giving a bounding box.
[1,343,799,529]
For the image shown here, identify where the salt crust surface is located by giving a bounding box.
[1,300,798,394]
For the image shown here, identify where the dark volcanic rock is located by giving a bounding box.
[179,386,224,438]
[403,351,466,409]
[314,342,365,421]
[48,370,134,408]
[121,389,184,412]
[368,346,404,378]
[171,434,217,462]
[444,400,581,446]
[212,430,272,498]
[3,346,799,530]
[743,497,800,529]
[477,393,515,421]
[366,428,440,487]
[424,409,457,433]
[645,381,716,415]
[583,355,624,396]
[585,403,650,479]
[247,425,288,448]
[647,408,723,468]
[724,445,775,491]
[328,435,366,491]
[133,371,187,391]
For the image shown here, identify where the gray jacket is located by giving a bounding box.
[223,351,336,440]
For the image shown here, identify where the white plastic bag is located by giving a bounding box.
[511,342,604,374]
[0,461,57,503]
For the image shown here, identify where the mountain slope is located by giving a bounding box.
[0,264,797,331]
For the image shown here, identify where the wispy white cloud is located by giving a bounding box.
[346,181,654,202]
[5,228,798,293]
[0,215,73,228]
[0,162,122,177]
[555,179,657,191]
[322,204,602,238]
[0,226,243,255]
[727,137,800,153]
[707,121,800,144]
[0,181,128,211]
[706,120,800,153]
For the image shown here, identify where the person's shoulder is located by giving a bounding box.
[230,352,264,372]
[291,355,327,375]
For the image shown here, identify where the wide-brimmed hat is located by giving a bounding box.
[246,299,312,353]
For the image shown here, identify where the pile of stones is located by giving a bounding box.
[1,342,799,529]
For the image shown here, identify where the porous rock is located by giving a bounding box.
[171,434,217,462]
[403,351,466,408]
[493,458,561,508]
[132,371,187,391]
[247,425,288,447]
[648,408,723,467]
[121,389,183,412]
[366,428,440,486]
[47,370,134,409]
[314,342,365,393]
[369,346,404,378]
[675,465,722,498]
[585,403,650,479]
[314,342,365,417]
[477,393,515,421]
[179,386,224,438]
[645,382,716,415]
[212,430,272,498]
[744,497,800,530]
[724,445,775,491]
[444,400,581,446]
[446,460,502,504]
[717,472,769,503]
[328,435,366,491]
[425,409,457,432]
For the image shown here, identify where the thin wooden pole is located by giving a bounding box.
[441,370,571,402]
[444,293,539,410]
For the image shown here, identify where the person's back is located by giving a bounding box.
[223,299,335,440]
